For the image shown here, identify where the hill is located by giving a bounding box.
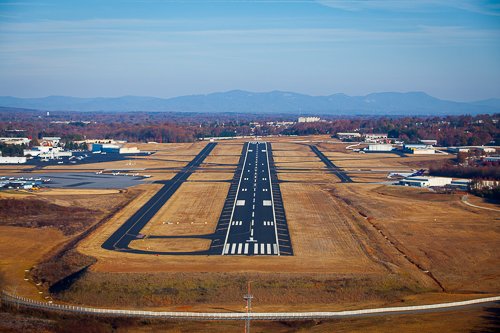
[1,91,499,115]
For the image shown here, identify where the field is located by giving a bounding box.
[1,137,499,331]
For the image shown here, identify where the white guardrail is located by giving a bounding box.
[2,291,500,320]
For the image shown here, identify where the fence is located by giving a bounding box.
[2,291,499,320]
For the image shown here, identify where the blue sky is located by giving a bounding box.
[0,0,499,102]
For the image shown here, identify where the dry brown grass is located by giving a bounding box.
[337,184,500,293]
[187,172,234,181]
[139,182,230,236]
[209,143,243,156]
[0,226,65,300]
[129,238,211,252]
[277,172,340,183]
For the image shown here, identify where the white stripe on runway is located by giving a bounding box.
[261,243,264,254]
[231,243,236,254]
[224,244,230,254]
[244,243,249,254]
[267,244,271,254]
[238,243,242,254]
[273,244,278,254]
[254,243,259,254]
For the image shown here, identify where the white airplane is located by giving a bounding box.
[143,175,152,178]
[95,171,103,174]
[35,178,41,181]
[388,169,426,178]
[132,173,139,176]
[0,176,5,180]
[112,172,120,176]
[43,179,50,182]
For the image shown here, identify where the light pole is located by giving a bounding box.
[244,281,253,333]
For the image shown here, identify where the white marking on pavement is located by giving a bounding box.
[273,244,278,254]
[267,243,271,254]
[238,243,242,254]
[261,243,264,254]
[244,243,249,254]
[231,243,236,254]
[254,243,259,254]
[224,244,230,254]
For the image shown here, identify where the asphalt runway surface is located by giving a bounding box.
[309,145,354,183]
[0,172,150,189]
[102,141,293,256]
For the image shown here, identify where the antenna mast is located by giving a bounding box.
[244,281,253,333]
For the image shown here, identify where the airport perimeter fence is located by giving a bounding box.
[2,291,500,320]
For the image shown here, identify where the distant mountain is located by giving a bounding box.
[0,91,499,115]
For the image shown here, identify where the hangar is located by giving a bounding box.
[399,176,452,187]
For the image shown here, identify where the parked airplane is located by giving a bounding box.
[132,173,139,176]
[388,169,426,178]
[112,172,120,176]
[143,175,152,178]
[95,171,103,174]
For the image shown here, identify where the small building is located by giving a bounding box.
[119,147,140,154]
[420,139,438,145]
[447,147,470,153]
[41,137,61,147]
[448,179,472,190]
[337,132,361,140]
[0,156,27,164]
[364,144,393,152]
[92,144,120,153]
[0,137,31,145]
[24,146,71,159]
[298,117,320,123]
[484,156,500,162]
[403,144,435,154]
[399,176,452,187]
[477,147,496,153]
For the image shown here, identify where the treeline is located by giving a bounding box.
[0,142,25,156]
[429,164,500,180]
[1,108,500,146]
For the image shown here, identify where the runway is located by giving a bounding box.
[101,141,293,256]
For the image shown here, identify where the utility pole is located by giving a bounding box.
[244,281,253,333]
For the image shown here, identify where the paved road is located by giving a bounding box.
[309,145,353,183]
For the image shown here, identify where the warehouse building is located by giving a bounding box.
[447,147,470,153]
[92,144,140,154]
[0,156,27,164]
[399,176,452,187]
[364,144,393,152]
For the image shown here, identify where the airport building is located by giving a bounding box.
[403,144,435,154]
[399,176,452,187]
[0,156,27,164]
[337,132,361,139]
[24,146,72,159]
[92,144,140,154]
[298,117,320,123]
[364,144,393,151]
[447,147,470,153]
[420,139,438,145]
[0,137,31,145]
[477,147,496,153]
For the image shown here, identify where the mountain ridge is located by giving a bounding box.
[0,91,499,115]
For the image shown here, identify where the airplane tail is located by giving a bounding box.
[412,169,426,176]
